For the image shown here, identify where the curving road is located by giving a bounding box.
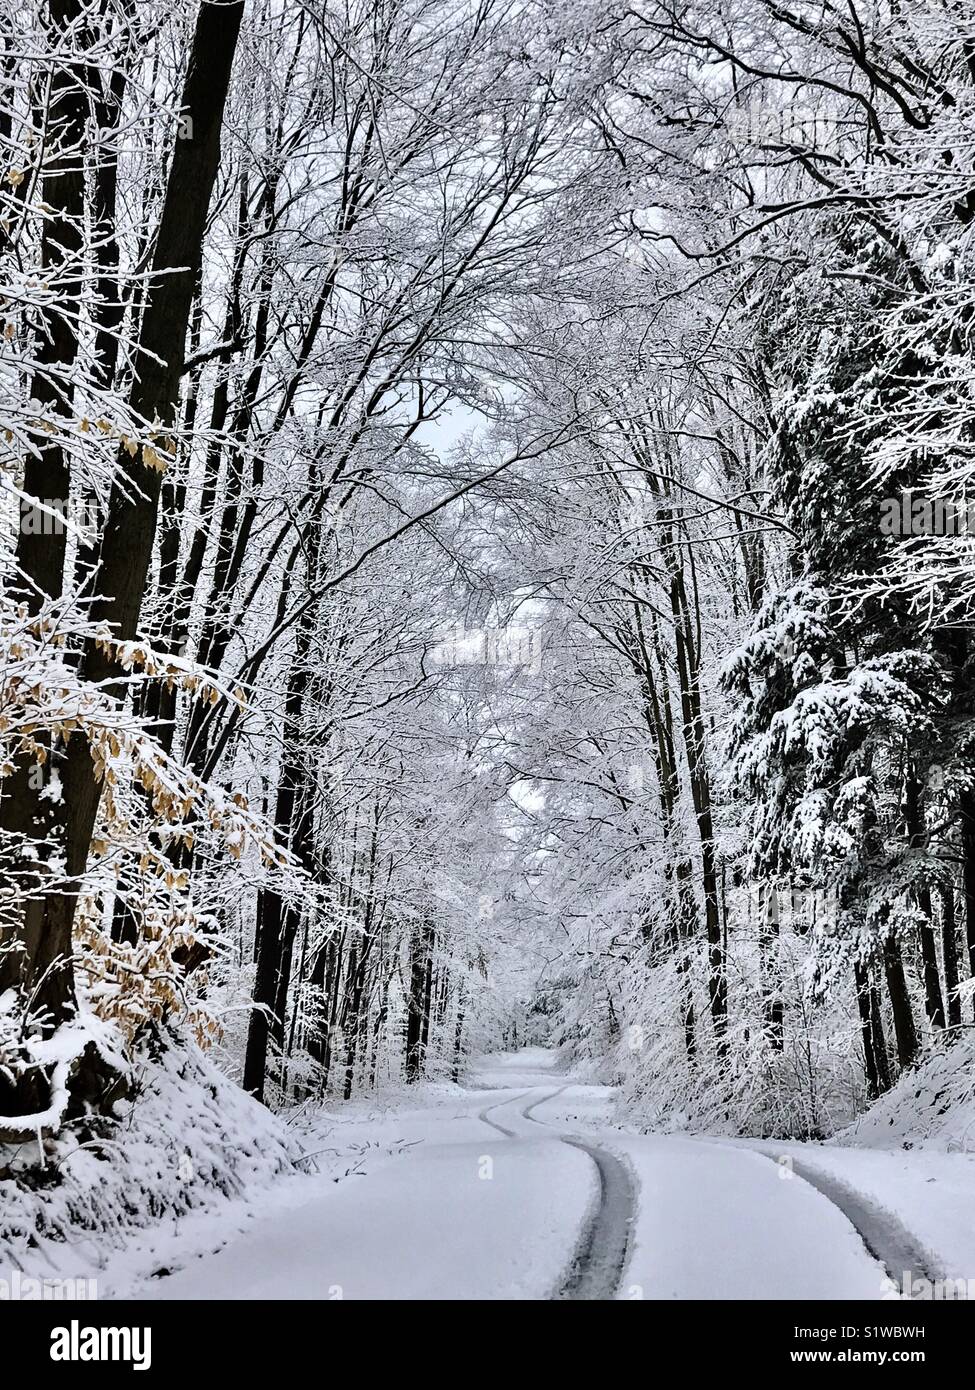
[137,1047,930,1301]
[478,1085,636,1299]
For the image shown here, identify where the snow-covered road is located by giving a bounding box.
[121,1048,911,1301]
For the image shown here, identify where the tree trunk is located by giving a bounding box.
[854,960,891,1097]
[941,885,962,1031]
[883,934,919,1070]
[405,922,434,1082]
[668,549,727,1043]
[904,765,945,1032]
[761,884,784,1049]
[961,789,975,1012]
[0,0,93,1047]
[0,1,246,1123]
[243,621,313,1102]
[451,988,466,1084]
[869,976,892,1094]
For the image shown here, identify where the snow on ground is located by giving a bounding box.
[9,1043,974,1300]
[113,1048,924,1300]
[145,1136,593,1300]
[469,1045,570,1090]
[103,1051,598,1299]
[0,1034,295,1293]
[836,1036,975,1153]
[703,1040,975,1291]
[533,1047,975,1297]
[614,1137,888,1300]
[729,1142,975,1290]
[785,1039,975,1288]
[526,1087,889,1299]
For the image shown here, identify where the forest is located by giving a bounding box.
[2,0,975,1311]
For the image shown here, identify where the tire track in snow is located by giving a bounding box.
[483,1078,932,1300]
[523,1089,636,1301]
[477,1085,636,1298]
[554,1137,635,1300]
[773,1156,939,1295]
[477,1090,531,1138]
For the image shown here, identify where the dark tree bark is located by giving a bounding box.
[451,988,466,1083]
[869,970,893,1094]
[941,885,962,1031]
[961,789,975,1010]
[0,7,121,1116]
[243,620,313,1102]
[405,922,435,1082]
[854,960,891,1097]
[663,513,727,1044]
[623,589,697,1059]
[420,943,435,1058]
[0,1,246,1123]
[883,934,919,1071]
[760,884,784,1050]
[904,765,945,1032]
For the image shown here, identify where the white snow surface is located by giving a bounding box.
[106,1050,966,1299]
[0,1035,295,1290]
[7,1046,975,1300]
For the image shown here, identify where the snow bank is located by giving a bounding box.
[0,1031,296,1284]
[835,1036,975,1153]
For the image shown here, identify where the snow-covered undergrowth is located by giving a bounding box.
[601,1022,975,1155]
[560,945,870,1141]
[835,1037,975,1153]
[613,1050,860,1143]
[0,1031,296,1280]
